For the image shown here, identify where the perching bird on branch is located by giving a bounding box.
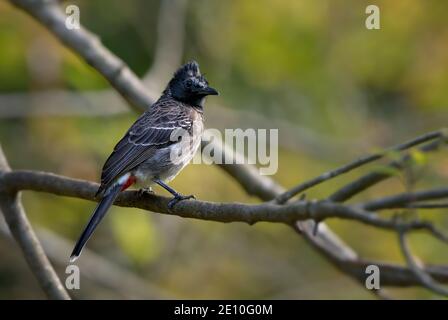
[70,61,218,262]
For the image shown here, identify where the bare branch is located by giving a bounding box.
[398,231,448,296]
[0,146,70,300]
[276,130,444,204]
[2,166,448,288]
[0,171,401,223]
[143,0,188,91]
[202,140,286,200]
[1,169,448,248]
[0,219,172,299]
[361,188,448,211]
[405,202,448,209]
[9,0,152,112]
[206,140,448,288]
[0,0,190,119]
[329,137,447,202]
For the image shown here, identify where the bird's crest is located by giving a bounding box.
[174,60,201,79]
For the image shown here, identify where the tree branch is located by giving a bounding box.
[1,167,448,288]
[143,0,188,91]
[398,230,448,296]
[361,188,448,211]
[0,146,70,300]
[0,218,171,299]
[276,130,445,204]
[9,0,153,112]
[3,169,446,235]
[329,137,446,202]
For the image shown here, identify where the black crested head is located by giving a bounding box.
[165,60,218,107]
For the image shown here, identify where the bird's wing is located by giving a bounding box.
[97,100,193,195]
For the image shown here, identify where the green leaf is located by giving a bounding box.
[410,149,427,166]
[371,164,402,177]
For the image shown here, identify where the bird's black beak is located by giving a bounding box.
[198,86,219,96]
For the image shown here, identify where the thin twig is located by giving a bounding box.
[276,131,443,204]
[405,202,448,209]
[361,188,448,211]
[290,222,448,287]
[398,230,448,297]
[329,137,447,202]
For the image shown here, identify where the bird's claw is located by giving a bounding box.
[168,194,195,209]
[138,187,154,197]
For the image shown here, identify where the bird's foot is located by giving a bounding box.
[138,187,154,197]
[168,193,195,209]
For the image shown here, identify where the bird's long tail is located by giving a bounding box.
[70,183,123,262]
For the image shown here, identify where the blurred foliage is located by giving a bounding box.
[110,209,161,266]
[0,0,447,299]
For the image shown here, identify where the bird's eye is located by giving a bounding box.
[185,79,193,88]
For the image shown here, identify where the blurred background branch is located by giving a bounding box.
[398,230,448,296]
[0,217,172,299]
[0,146,70,300]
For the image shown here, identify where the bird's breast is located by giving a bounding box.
[134,117,203,185]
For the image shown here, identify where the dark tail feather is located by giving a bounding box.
[70,184,122,262]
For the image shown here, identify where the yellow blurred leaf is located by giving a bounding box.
[410,150,427,166]
[371,164,402,177]
[110,210,160,265]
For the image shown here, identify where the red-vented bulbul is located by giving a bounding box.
[70,61,218,261]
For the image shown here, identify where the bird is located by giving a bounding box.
[70,61,218,262]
